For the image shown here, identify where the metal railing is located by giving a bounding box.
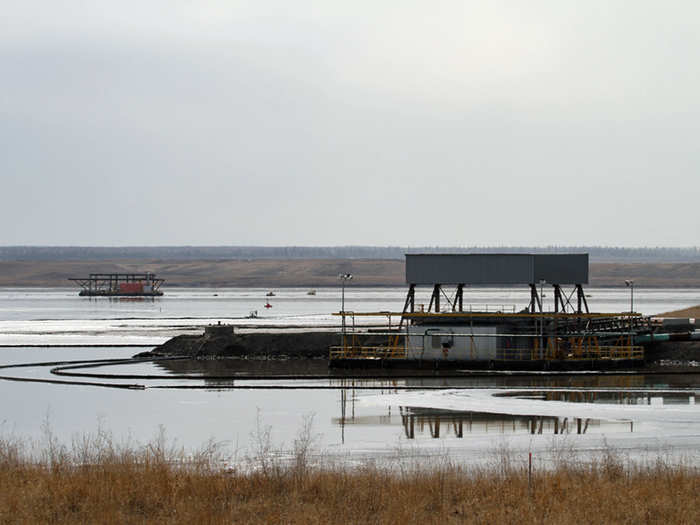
[330,310,647,361]
[413,304,518,313]
[330,336,644,361]
[329,345,406,360]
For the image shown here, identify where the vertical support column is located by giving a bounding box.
[454,420,463,438]
[530,284,540,358]
[576,284,589,314]
[428,284,441,313]
[529,284,541,313]
[577,285,582,313]
[396,284,415,336]
[553,285,563,313]
[456,284,464,312]
[402,284,415,314]
[340,389,346,444]
[552,284,562,358]
[429,417,440,438]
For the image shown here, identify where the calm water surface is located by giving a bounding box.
[0,287,699,463]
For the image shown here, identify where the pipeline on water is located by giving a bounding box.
[0,355,700,391]
[634,330,700,344]
[1,329,699,390]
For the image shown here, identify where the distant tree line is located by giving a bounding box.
[1,245,699,263]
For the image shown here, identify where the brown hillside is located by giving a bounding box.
[0,259,404,287]
[590,262,700,287]
[656,305,700,318]
[1,260,700,288]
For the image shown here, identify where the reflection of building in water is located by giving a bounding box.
[334,392,634,443]
[337,380,401,444]
[329,374,649,391]
[521,390,698,406]
[400,375,648,389]
[333,379,694,443]
[398,390,699,439]
[333,403,634,440]
[396,408,613,439]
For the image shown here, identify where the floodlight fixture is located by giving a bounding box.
[624,280,634,312]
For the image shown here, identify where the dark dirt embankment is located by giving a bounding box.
[141,331,341,359]
[645,341,700,366]
[140,328,700,370]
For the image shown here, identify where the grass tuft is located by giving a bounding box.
[0,427,698,524]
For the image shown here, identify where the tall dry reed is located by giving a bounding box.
[0,426,698,524]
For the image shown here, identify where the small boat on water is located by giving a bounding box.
[266,291,276,297]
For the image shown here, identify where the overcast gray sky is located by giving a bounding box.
[1,1,698,246]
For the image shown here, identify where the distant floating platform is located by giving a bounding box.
[70,273,164,297]
[78,290,164,297]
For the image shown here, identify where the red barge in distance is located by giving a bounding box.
[69,273,164,297]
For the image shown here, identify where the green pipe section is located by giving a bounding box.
[635,331,700,344]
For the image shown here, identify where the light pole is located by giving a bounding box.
[538,279,546,357]
[625,280,634,313]
[539,279,546,313]
[338,273,353,345]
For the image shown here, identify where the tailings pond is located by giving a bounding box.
[1,287,699,468]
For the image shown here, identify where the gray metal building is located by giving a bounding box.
[405,253,588,285]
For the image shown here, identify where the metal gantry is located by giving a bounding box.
[330,255,646,365]
[329,309,646,363]
[69,273,164,296]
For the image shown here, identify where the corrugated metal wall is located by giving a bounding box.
[405,254,588,285]
[407,325,498,361]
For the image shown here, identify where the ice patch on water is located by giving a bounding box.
[360,388,700,423]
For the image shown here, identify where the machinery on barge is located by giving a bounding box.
[69,273,164,297]
[330,254,665,369]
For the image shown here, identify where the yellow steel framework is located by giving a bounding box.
[334,311,646,319]
[329,311,645,361]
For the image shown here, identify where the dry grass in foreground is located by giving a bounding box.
[1,433,699,524]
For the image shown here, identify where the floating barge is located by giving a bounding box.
[330,254,656,370]
[69,273,164,297]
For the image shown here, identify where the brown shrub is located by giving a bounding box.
[0,432,698,524]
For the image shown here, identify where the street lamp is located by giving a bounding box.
[625,280,634,312]
[538,279,546,357]
[538,279,546,313]
[338,273,353,340]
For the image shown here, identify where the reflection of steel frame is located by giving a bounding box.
[396,407,623,440]
[333,379,665,443]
